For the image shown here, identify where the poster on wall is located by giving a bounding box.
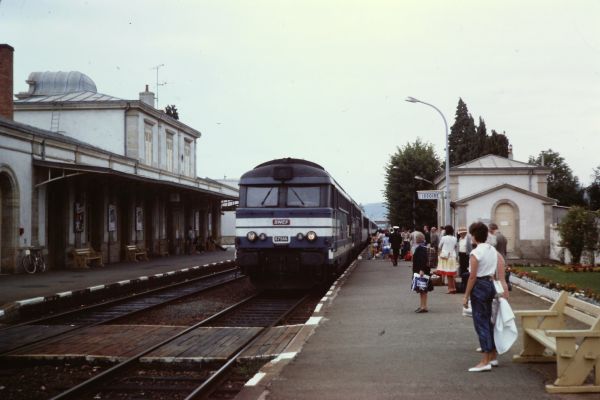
[194,210,200,232]
[108,204,117,232]
[136,207,144,231]
[74,202,85,233]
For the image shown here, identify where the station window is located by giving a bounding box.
[144,124,153,165]
[166,133,174,172]
[184,140,191,176]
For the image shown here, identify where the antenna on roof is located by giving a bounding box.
[152,64,167,108]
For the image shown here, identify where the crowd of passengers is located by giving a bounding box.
[367,222,512,372]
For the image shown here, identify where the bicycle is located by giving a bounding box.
[21,247,46,274]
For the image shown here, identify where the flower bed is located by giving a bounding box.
[511,265,600,305]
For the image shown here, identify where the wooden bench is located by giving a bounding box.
[513,290,600,393]
[158,239,169,257]
[71,247,103,269]
[125,244,148,262]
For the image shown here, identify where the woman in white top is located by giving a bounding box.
[437,225,458,293]
[462,222,509,372]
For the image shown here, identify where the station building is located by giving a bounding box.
[0,44,238,273]
[434,152,556,259]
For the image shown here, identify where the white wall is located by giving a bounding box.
[458,174,532,199]
[465,187,546,240]
[15,109,124,155]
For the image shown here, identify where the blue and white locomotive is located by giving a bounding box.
[235,158,373,288]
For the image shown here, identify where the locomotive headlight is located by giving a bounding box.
[296,232,305,241]
[246,231,258,242]
[306,231,317,242]
[259,233,267,241]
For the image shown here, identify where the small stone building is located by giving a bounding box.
[435,153,555,259]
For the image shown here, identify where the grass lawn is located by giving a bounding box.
[512,266,600,293]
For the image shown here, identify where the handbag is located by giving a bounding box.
[439,249,449,260]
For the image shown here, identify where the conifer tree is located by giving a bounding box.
[448,98,476,166]
[486,130,510,157]
[474,117,487,158]
[448,98,510,165]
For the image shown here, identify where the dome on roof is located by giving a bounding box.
[16,71,97,99]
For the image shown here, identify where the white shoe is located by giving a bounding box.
[468,364,492,372]
[490,360,498,367]
[475,347,482,352]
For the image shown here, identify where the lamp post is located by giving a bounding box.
[414,175,433,185]
[406,96,451,226]
[414,175,437,229]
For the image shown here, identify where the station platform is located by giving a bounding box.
[0,250,234,319]
[239,257,564,400]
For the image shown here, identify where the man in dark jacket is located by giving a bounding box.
[389,226,402,266]
[489,222,510,290]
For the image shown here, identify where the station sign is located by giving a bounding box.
[417,190,442,200]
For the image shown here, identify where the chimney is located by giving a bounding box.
[139,84,155,107]
[507,144,513,160]
[0,44,14,120]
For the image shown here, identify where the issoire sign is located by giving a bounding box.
[417,191,442,200]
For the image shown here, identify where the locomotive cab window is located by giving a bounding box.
[286,186,320,207]
[246,186,279,207]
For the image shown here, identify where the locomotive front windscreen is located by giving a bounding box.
[242,185,326,207]
[246,186,279,207]
[286,186,320,207]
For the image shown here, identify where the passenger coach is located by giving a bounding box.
[235,158,372,288]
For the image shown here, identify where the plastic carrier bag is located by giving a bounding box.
[411,272,430,292]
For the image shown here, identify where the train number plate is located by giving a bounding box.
[273,236,290,244]
[272,218,290,225]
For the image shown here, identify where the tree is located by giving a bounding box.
[528,149,584,206]
[384,139,441,229]
[586,165,600,211]
[165,105,179,120]
[474,117,487,158]
[448,98,477,166]
[448,99,510,166]
[558,207,599,265]
[485,130,509,157]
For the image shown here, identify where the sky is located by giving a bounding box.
[1,0,599,204]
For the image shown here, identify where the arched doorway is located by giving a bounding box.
[493,202,517,253]
[0,167,19,273]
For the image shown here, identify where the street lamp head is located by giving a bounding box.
[405,96,420,103]
[414,175,433,184]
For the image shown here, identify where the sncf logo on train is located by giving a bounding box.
[272,218,290,225]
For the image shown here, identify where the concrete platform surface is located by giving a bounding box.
[0,250,234,309]
[260,258,577,400]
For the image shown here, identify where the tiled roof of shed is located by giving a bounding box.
[454,154,536,169]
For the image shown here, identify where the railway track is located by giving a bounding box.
[0,267,242,356]
[49,291,310,400]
